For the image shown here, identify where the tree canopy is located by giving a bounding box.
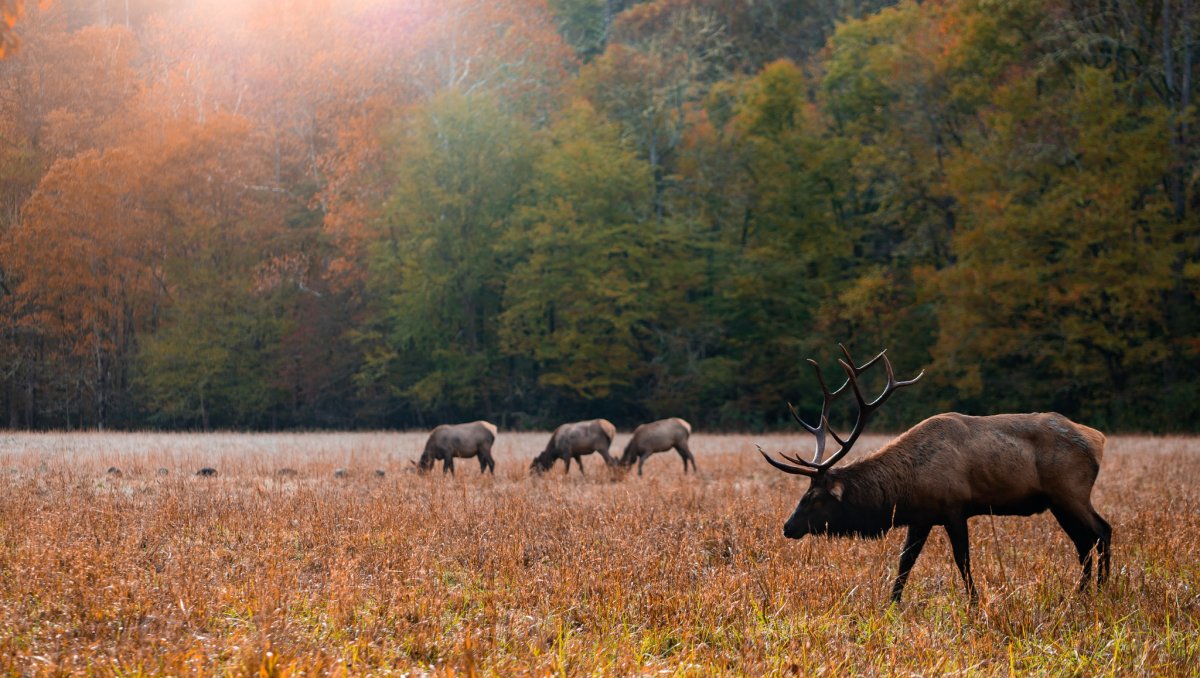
[0,0,1196,431]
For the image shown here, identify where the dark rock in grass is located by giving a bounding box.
[106,466,123,478]
[374,469,386,478]
[334,468,349,479]
[195,467,218,477]
[157,468,170,476]
[276,467,299,478]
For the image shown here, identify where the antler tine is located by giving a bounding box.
[806,358,875,470]
[825,415,849,448]
[815,351,922,471]
[837,343,887,377]
[757,445,817,476]
[761,344,922,478]
[778,443,825,470]
[804,359,840,463]
[837,357,868,406]
[806,358,829,391]
[781,451,814,466]
[787,401,820,435]
[867,354,925,408]
[866,353,898,408]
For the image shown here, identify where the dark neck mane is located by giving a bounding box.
[828,450,910,537]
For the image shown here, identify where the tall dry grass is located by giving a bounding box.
[0,430,1196,674]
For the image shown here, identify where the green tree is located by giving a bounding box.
[498,100,657,412]
[667,60,868,426]
[358,90,535,422]
[135,272,288,429]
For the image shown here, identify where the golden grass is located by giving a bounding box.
[0,431,1196,675]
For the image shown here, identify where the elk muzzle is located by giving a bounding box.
[783,514,809,539]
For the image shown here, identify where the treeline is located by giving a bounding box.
[0,0,1196,432]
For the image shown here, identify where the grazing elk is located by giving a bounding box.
[619,418,696,475]
[760,345,1111,604]
[531,419,617,475]
[416,421,498,475]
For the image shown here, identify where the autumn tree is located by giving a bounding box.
[935,67,1195,428]
[580,0,731,217]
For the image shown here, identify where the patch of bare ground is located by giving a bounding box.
[0,431,1195,674]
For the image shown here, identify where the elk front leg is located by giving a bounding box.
[442,455,454,475]
[892,523,931,603]
[575,456,586,474]
[945,518,978,604]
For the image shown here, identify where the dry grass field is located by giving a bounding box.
[0,430,1196,675]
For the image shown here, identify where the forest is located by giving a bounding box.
[0,0,1196,432]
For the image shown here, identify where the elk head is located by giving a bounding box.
[760,344,922,539]
[529,452,555,474]
[413,456,434,474]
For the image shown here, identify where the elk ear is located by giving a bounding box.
[829,480,845,501]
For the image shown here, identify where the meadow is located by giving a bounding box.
[0,430,1196,675]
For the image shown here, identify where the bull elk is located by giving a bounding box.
[416,421,498,475]
[530,419,617,474]
[760,345,1111,604]
[619,418,696,475]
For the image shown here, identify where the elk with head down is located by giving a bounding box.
[619,417,696,475]
[760,345,1111,604]
[530,419,617,475]
[416,421,498,475]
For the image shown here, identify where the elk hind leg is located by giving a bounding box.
[1093,510,1112,584]
[944,518,978,603]
[575,455,586,474]
[676,442,697,473]
[477,449,495,475]
[891,523,931,603]
[1051,506,1106,590]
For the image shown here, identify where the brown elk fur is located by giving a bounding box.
[780,412,1111,603]
[619,418,696,475]
[417,421,498,475]
[530,419,617,475]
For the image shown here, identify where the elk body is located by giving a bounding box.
[760,346,1111,604]
[530,419,617,474]
[619,418,696,475]
[418,421,498,475]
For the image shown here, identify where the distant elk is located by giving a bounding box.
[530,419,617,475]
[619,418,696,475]
[760,345,1111,604]
[416,421,498,475]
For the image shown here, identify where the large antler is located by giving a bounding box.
[760,344,923,477]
